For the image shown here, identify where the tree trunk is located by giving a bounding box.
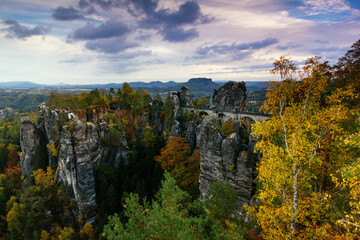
[290,165,298,239]
[320,134,331,192]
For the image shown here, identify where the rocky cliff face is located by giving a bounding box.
[198,116,256,215]
[20,105,129,223]
[20,117,41,177]
[180,86,190,107]
[210,81,247,111]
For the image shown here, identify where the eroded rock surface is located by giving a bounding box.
[180,86,190,106]
[20,106,129,223]
[198,117,256,215]
[210,81,247,111]
[20,117,41,177]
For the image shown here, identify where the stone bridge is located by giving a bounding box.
[181,106,270,123]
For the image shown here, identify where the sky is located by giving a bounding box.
[0,0,359,84]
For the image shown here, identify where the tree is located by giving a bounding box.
[6,167,75,239]
[197,97,208,107]
[155,137,201,198]
[103,172,197,240]
[331,110,360,237]
[205,181,238,223]
[103,172,251,240]
[155,137,190,171]
[332,39,360,92]
[120,82,134,109]
[253,56,354,239]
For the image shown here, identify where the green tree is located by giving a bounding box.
[103,172,198,240]
[121,82,134,109]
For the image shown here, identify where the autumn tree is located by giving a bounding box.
[332,39,360,92]
[330,110,360,237]
[253,56,355,239]
[6,167,75,239]
[154,137,201,198]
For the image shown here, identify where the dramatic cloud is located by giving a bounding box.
[68,19,130,40]
[85,36,138,53]
[197,38,279,59]
[140,1,202,27]
[135,0,210,42]
[1,19,51,39]
[52,6,84,21]
[77,0,210,42]
[161,27,198,42]
[66,19,136,53]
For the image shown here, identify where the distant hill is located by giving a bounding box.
[0,79,267,95]
[0,81,44,89]
[182,78,219,89]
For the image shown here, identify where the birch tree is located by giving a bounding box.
[253,56,352,239]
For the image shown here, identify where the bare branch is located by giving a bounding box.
[337,219,360,228]
[273,181,291,207]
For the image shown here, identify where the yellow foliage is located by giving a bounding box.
[80,222,96,240]
[46,143,59,157]
[40,230,50,240]
[253,55,355,239]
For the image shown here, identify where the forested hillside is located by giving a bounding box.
[0,39,359,240]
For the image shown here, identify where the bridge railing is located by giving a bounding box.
[180,106,271,117]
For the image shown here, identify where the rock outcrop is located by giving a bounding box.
[198,116,256,215]
[210,81,247,111]
[180,86,190,106]
[20,105,129,223]
[20,117,41,177]
[170,91,181,121]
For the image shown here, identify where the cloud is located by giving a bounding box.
[196,38,279,59]
[52,6,85,21]
[276,42,302,50]
[1,19,51,39]
[134,0,210,42]
[140,1,202,27]
[82,0,120,10]
[68,19,130,40]
[161,27,198,42]
[102,50,152,60]
[85,36,139,53]
[78,0,211,42]
[66,18,137,54]
[301,0,351,15]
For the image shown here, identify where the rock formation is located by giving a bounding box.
[170,91,181,121]
[179,86,190,106]
[198,117,256,215]
[20,117,41,177]
[197,82,258,214]
[20,105,129,223]
[210,81,247,111]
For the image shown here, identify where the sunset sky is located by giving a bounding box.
[1,0,359,84]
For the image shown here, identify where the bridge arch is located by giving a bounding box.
[199,111,209,118]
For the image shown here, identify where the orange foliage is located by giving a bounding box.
[154,137,190,170]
